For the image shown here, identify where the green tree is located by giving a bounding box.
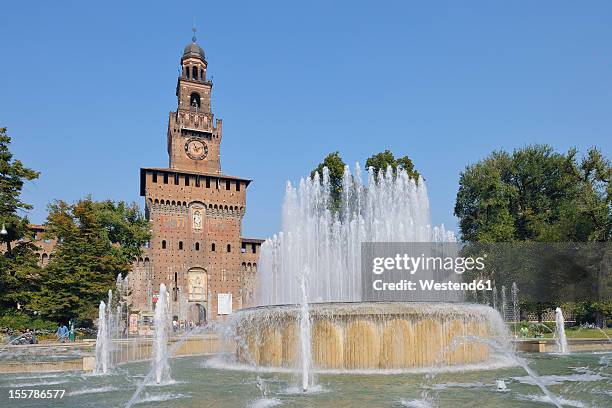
[311,151,346,212]
[32,198,150,323]
[455,145,611,324]
[0,127,41,314]
[365,150,420,181]
[0,127,40,251]
[455,145,610,242]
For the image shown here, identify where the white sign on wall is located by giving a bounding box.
[217,293,233,315]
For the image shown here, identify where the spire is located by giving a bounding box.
[182,23,205,60]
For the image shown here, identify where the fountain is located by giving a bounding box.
[228,165,508,371]
[152,283,171,384]
[94,301,109,374]
[554,307,569,354]
[511,282,519,322]
[500,286,507,322]
[492,285,498,311]
[298,270,312,391]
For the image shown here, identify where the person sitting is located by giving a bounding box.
[56,324,69,343]
[20,329,37,345]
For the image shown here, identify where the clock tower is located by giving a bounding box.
[130,31,264,325]
[167,30,222,174]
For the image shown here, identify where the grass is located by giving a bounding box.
[541,327,612,339]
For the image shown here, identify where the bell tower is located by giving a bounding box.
[167,29,222,174]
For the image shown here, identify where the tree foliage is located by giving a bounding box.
[0,127,41,313]
[32,198,150,323]
[454,145,611,243]
[455,145,611,324]
[310,151,346,212]
[311,150,421,212]
[365,150,420,181]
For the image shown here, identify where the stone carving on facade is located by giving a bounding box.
[193,209,202,230]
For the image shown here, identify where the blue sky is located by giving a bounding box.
[1,1,611,239]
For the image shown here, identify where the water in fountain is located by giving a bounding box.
[94,301,109,374]
[298,269,312,392]
[492,285,498,311]
[555,307,569,354]
[511,282,519,322]
[258,164,455,305]
[231,164,512,372]
[500,286,507,321]
[152,283,171,384]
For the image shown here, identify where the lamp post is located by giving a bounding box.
[1,223,7,251]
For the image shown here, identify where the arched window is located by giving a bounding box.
[162,240,167,249]
[195,242,200,251]
[227,244,231,253]
[190,92,201,108]
[179,241,183,250]
[211,243,216,252]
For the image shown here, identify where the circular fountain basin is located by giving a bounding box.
[231,302,507,370]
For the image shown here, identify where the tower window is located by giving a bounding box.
[195,242,200,251]
[185,175,190,186]
[192,66,198,80]
[252,244,257,254]
[205,177,210,188]
[211,243,216,252]
[195,176,200,187]
[236,180,241,191]
[163,173,168,184]
[179,241,183,250]
[152,172,158,183]
[174,174,179,185]
[173,272,178,301]
[162,240,167,249]
[227,244,231,253]
[225,180,230,190]
[190,92,201,109]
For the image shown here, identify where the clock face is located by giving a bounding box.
[185,139,208,160]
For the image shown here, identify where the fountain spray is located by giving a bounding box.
[299,269,312,392]
[500,286,507,321]
[94,301,109,374]
[511,282,519,322]
[554,307,569,354]
[153,283,171,384]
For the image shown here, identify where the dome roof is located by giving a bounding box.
[183,41,205,60]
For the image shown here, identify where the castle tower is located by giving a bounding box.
[130,32,263,325]
[168,30,222,173]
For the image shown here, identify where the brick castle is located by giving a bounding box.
[28,35,263,324]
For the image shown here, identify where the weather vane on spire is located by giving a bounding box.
[192,15,198,43]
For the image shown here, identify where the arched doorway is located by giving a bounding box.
[189,303,206,324]
[187,268,208,324]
